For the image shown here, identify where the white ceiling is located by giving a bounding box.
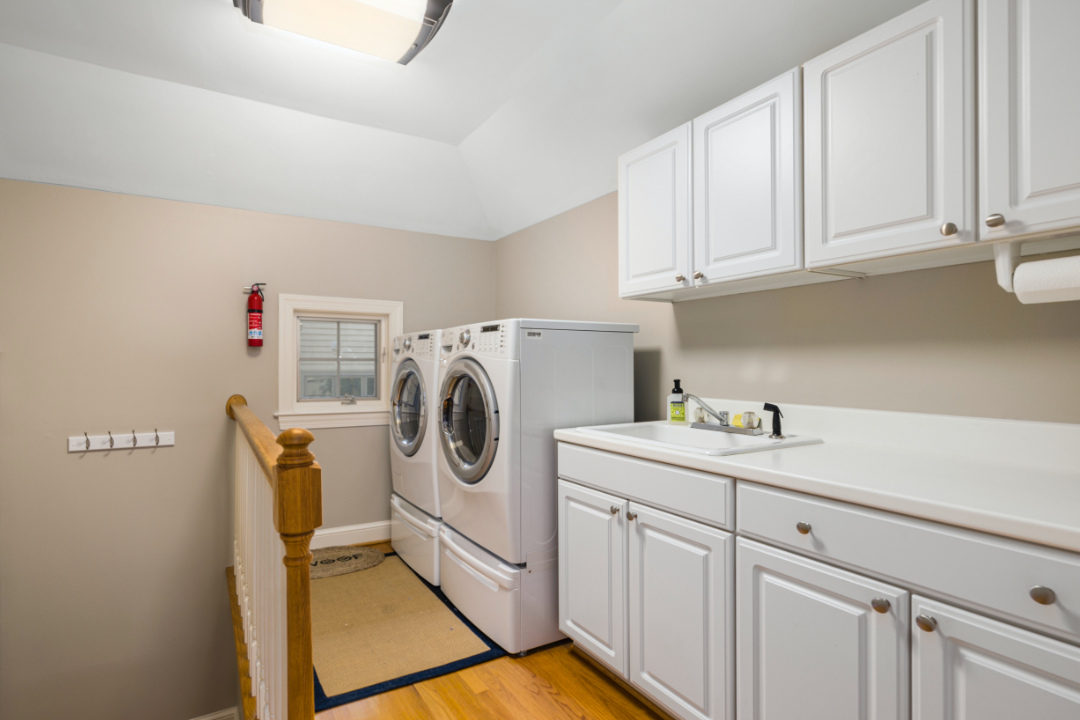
[0,0,923,240]
[0,0,623,145]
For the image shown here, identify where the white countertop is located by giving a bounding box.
[554,401,1080,554]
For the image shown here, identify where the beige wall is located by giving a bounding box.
[4,178,1079,720]
[494,192,1080,424]
[0,180,493,720]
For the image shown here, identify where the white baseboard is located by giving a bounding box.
[190,708,238,720]
[311,520,391,549]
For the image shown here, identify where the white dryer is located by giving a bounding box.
[435,319,637,653]
[388,329,443,586]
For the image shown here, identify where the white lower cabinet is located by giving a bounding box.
[736,538,910,720]
[559,446,1080,720]
[558,479,733,720]
[558,481,628,675]
[913,595,1080,720]
[629,502,732,720]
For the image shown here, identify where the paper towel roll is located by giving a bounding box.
[1013,254,1080,304]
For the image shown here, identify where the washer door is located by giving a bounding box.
[390,359,426,457]
[439,357,499,484]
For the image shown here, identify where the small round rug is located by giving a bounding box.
[310,545,385,579]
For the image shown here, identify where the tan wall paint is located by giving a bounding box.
[0,180,493,720]
[4,178,1079,720]
[494,192,1080,424]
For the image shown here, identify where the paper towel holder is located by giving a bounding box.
[993,242,1022,293]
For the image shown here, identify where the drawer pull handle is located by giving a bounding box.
[795,521,812,535]
[870,598,891,614]
[985,213,1006,228]
[610,505,620,515]
[915,614,938,633]
[1030,586,1057,605]
[626,511,638,521]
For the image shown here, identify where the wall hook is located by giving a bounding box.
[108,431,114,448]
[84,432,90,450]
[154,429,160,446]
[132,430,138,447]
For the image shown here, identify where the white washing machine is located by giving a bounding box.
[435,319,637,652]
[388,329,443,586]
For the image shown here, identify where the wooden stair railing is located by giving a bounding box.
[226,394,323,720]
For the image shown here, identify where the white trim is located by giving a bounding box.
[188,709,238,720]
[277,294,404,429]
[311,520,392,549]
[275,410,389,432]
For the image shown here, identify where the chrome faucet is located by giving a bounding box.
[683,394,729,426]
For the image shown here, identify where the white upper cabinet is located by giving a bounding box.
[804,0,977,267]
[618,124,692,297]
[979,0,1080,242]
[692,68,803,285]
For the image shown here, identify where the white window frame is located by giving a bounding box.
[276,294,403,431]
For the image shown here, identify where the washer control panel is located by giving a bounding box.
[393,330,440,360]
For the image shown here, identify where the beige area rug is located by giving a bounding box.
[310,545,384,579]
[311,554,502,706]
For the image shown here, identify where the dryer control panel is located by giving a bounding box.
[441,320,519,360]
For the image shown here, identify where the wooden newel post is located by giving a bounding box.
[275,427,323,720]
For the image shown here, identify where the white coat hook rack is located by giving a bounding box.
[68,430,176,453]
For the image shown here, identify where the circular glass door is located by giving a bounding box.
[439,358,499,484]
[390,359,426,456]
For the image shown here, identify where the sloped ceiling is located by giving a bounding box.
[0,0,921,240]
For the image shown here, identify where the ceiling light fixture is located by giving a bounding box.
[233,0,453,64]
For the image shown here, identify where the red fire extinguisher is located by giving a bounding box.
[246,283,266,347]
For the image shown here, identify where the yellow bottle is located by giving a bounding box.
[668,379,687,424]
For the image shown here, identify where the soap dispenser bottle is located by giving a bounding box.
[668,380,687,424]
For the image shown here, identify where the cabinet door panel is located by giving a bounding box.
[979,0,1080,241]
[629,502,732,720]
[736,538,909,720]
[558,481,628,677]
[693,68,802,283]
[804,0,975,266]
[913,595,1080,720]
[618,124,691,296]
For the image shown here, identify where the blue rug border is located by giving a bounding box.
[313,550,508,712]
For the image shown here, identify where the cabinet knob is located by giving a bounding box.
[693,271,705,281]
[871,598,891,614]
[610,505,620,515]
[675,274,685,283]
[940,222,958,237]
[795,521,812,535]
[1030,586,1057,605]
[985,213,1006,228]
[626,511,638,521]
[915,614,938,633]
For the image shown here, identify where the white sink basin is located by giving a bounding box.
[576,421,823,456]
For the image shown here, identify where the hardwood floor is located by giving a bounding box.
[315,643,668,720]
[317,540,668,720]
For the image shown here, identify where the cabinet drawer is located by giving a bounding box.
[558,443,733,530]
[738,482,1080,641]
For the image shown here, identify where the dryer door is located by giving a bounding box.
[439,358,499,484]
[390,359,426,457]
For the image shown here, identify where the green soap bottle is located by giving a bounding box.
[668,379,687,424]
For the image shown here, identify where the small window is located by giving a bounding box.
[298,318,379,401]
[277,294,403,430]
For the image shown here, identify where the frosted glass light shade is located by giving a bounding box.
[261,0,427,62]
